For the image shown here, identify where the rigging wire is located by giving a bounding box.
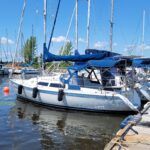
[92,0,100,48]
[47,0,61,51]
[61,5,76,55]
[48,3,76,71]
[118,13,141,56]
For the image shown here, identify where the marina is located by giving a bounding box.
[0,0,150,149]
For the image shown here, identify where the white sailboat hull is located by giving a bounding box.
[11,78,141,112]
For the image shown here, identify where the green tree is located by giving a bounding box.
[59,42,73,68]
[46,42,73,71]
[23,36,37,63]
[59,41,73,55]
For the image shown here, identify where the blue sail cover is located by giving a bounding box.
[67,56,132,71]
[43,44,119,62]
[88,58,119,68]
[87,56,132,68]
[133,58,150,67]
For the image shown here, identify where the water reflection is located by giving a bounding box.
[9,99,125,150]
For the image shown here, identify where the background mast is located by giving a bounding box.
[0,38,2,62]
[109,0,114,51]
[12,0,26,67]
[142,10,145,57]
[75,0,78,50]
[86,0,91,49]
[44,0,47,44]
[43,0,47,70]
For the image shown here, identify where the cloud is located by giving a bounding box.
[138,44,150,50]
[124,44,136,52]
[52,36,69,43]
[94,41,118,49]
[78,38,86,43]
[94,41,108,49]
[0,37,14,45]
[124,44,150,52]
[113,42,118,47]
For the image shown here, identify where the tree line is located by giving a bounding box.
[22,36,73,69]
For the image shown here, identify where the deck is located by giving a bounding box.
[104,102,150,150]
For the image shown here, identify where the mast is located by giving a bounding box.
[109,0,114,51]
[142,10,145,57]
[12,0,26,67]
[42,0,47,70]
[75,0,78,50]
[6,29,9,62]
[0,38,2,62]
[86,0,91,49]
[32,24,34,63]
[44,0,47,44]
[21,32,24,62]
[6,29,13,62]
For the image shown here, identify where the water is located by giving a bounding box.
[0,76,126,150]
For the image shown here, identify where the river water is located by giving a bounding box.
[0,76,126,150]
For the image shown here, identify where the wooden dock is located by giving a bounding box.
[104,102,150,150]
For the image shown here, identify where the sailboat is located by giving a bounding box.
[11,0,141,112]
[132,11,150,102]
[133,58,150,101]
[0,38,9,75]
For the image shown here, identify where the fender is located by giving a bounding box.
[18,85,23,94]
[58,89,64,101]
[32,87,38,98]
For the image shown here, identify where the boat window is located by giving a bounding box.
[38,82,49,86]
[49,83,64,88]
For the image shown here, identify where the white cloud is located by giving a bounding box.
[124,44,150,53]
[94,41,117,49]
[52,36,69,43]
[124,44,136,51]
[138,44,150,50]
[0,37,14,45]
[78,38,86,43]
[35,9,39,14]
[113,42,118,47]
[94,41,108,49]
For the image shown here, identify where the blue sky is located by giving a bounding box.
[0,0,150,61]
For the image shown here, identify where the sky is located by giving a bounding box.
[0,0,150,61]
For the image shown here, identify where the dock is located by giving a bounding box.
[104,102,150,150]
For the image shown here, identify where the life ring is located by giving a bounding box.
[32,87,38,98]
[58,89,64,101]
[18,85,23,94]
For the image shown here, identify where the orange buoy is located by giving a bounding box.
[3,87,10,93]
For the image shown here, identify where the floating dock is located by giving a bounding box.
[104,102,150,150]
